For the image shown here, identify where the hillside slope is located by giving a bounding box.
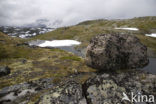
[0,16,156,103]
[0,32,95,89]
[30,16,156,57]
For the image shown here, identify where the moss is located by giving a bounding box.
[0,33,96,89]
[60,56,82,61]
[0,32,26,60]
[52,77,62,84]
[0,54,95,89]
[136,34,156,55]
[50,48,65,52]
[77,74,94,84]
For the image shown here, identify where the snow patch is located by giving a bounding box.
[115,27,139,31]
[26,31,30,33]
[145,33,156,38]
[19,34,26,38]
[34,40,81,47]
[32,33,36,36]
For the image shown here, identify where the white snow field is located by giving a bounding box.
[115,27,139,31]
[145,33,156,38]
[37,40,81,47]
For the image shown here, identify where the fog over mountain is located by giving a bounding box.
[0,0,156,27]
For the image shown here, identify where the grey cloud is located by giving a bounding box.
[0,0,156,27]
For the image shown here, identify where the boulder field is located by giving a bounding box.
[38,70,156,104]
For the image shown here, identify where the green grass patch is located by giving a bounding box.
[136,34,156,54]
[60,56,82,61]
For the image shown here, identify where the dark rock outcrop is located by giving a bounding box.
[36,70,156,104]
[38,80,86,104]
[0,78,54,104]
[86,34,149,70]
[0,66,10,77]
[83,70,156,104]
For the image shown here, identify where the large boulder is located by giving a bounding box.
[86,34,149,70]
[0,66,10,77]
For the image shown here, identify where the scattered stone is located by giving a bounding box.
[0,66,11,77]
[86,34,149,71]
[21,59,27,64]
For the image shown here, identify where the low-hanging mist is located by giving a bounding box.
[0,0,156,27]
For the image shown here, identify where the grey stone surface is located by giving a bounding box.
[0,66,10,77]
[39,80,86,104]
[86,34,149,71]
[83,70,156,104]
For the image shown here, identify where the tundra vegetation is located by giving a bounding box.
[0,16,156,103]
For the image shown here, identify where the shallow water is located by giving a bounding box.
[58,46,85,57]
[142,58,156,74]
[29,40,84,57]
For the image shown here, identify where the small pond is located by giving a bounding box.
[142,58,156,74]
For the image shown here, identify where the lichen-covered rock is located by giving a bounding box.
[0,78,54,104]
[0,66,10,77]
[83,74,126,104]
[83,70,156,104]
[86,34,149,70]
[38,80,86,104]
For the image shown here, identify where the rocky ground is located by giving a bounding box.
[0,16,156,104]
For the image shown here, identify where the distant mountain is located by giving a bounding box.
[0,26,55,38]
[22,19,63,28]
[0,18,64,38]
[22,19,49,28]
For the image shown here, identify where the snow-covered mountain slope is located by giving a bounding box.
[0,26,55,38]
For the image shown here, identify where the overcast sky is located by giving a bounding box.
[0,0,156,27]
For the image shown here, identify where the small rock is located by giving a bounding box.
[21,59,27,64]
[0,66,11,77]
[86,34,149,71]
